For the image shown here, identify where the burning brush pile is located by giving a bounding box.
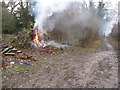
[31,28,67,55]
[32,28,68,48]
[32,28,47,47]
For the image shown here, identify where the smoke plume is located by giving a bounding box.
[30,0,117,45]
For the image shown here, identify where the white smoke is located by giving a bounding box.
[31,0,117,34]
[44,7,101,45]
[31,0,78,33]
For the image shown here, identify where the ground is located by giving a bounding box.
[2,36,119,88]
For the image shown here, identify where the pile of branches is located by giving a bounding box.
[1,45,37,69]
[10,29,34,48]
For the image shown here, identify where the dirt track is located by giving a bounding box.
[3,38,118,88]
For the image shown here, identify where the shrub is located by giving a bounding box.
[78,27,99,48]
[10,29,33,48]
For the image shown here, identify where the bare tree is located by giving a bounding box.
[7,0,20,13]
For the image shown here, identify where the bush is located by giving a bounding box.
[78,27,99,48]
[10,29,33,48]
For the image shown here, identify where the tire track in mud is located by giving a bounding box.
[72,38,118,88]
[82,51,118,88]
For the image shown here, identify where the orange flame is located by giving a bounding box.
[33,29,41,45]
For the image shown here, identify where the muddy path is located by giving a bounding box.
[3,38,118,88]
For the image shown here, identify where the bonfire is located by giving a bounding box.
[32,27,68,48]
[33,28,47,47]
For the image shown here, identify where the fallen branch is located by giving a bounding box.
[4,53,15,56]
[8,48,18,53]
[1,46,14,54]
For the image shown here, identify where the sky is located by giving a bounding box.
[2,0,119,13]
[2,0,119,35]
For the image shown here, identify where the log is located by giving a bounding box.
[19,55,28,59]
[1,46,14,54]
[4,53,15,56]
[8,48,18,53]
[17,50,22,53]
[18,55,37,61]
[30,57,37,61]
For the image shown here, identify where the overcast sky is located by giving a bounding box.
[1,0,119,10]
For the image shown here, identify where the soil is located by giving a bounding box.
[2,38,118,88]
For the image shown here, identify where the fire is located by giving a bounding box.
[33,29,42,45]
[33,29,47,47]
